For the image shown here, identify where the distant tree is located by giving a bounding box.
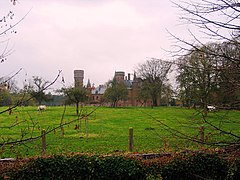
[216,41,240,109]
[103,77,128,107]
[60,87,88,115]
[150,0,240,148]
[0,77,19,106]
[177,42,240,111]
[172,0,240,62]
[172,0,240,108]
[0,0,25,63]
[136,58,172,107]
[0,77,19,93]
[26,76,52,105]
[12,91,35,106]
[135,81,151,107]
[161,83,174,106]
[177,45,216,111]
[0,89,12,106]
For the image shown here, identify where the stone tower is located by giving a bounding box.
[114,71,125,82]
[74,70,84,88]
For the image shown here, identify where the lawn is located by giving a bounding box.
[0,106,239,158]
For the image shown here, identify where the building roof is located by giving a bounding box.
[124,80,133,89]
[91,85,107,95]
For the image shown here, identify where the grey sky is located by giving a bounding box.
[1,0,188,90]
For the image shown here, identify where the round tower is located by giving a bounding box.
[74,70,84,88]
[115,71,125,82]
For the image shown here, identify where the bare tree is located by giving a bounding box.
[0,1,29,64]
[136,58,172,107]
[171,0,240,64]
[169,0,240,147]
[25,76,53,105]
[172,0,240,108]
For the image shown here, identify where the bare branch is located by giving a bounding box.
[0,70,62,115]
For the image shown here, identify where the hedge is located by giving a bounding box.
[4,155,146,180]
[3,152,240,179]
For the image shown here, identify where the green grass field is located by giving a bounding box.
[0,106,239,158]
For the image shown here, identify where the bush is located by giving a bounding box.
[92,156,145,179]
[7,155,146,180]
[4,151,240,179]
[161,153,227,179]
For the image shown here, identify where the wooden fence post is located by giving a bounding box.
[61,127,64,137]
[199,126,205,143]
[85,117,88,141]
[42,129,46,156]
[1,144,4,153]
[128,127,134,152]
[10,144,14,153]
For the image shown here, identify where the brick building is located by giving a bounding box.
[74,70,154,107]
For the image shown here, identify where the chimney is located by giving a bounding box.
[128,73,131,80]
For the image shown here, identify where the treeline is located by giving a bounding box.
[0,76,65,107]
[176,41,240,110]
[1,41,240,109]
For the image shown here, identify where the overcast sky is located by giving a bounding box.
[1,0,191,90]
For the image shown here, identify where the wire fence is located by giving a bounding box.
[0,123,205,158]
[1,106,238,158]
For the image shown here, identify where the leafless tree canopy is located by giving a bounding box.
[171,0,240,64]
[174,0,240,36]
[170,0,240,146]
[173,0,240,108]
[136,58,172,106]
[177,42,240,109]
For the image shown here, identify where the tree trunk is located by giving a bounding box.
[152,95,158,107]
[112,100,118,107]
[76,102,79,115]
[153,99,158,107]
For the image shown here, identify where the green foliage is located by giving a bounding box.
[11,92,35,106]
[226,158,240,179]
[0,90,12,106]
[103,78,128,107]
[93,156,145,179]
[135,82,151,106]
[7,155,146,179]
[5,152,240,179]
[177,43,240,109]
[60,87,88,115]
[161,83,174,106]
[159,153,228,179]
[61,87,88,105]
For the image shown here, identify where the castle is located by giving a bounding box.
[74,70,153,107]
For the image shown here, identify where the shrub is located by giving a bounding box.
[156,153,228,180]
[5,151,240,179]
[91,156,145,179]
[7,155,146,180]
